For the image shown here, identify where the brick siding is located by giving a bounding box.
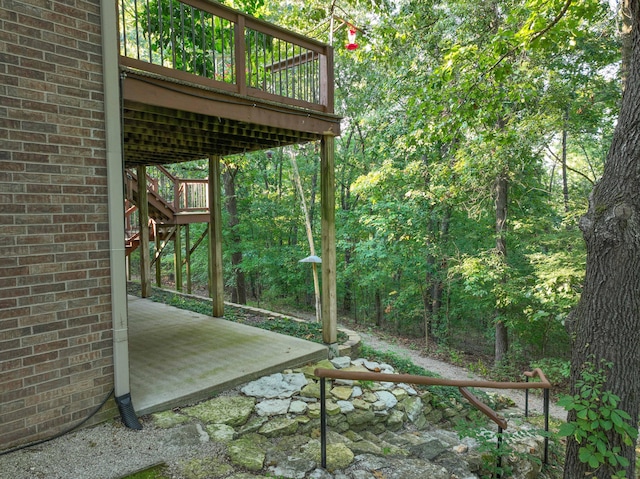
[0,0,117,450]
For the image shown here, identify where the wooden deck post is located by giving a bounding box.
[137,165,152,297]
[321,135,337,347]
[155,232,161,287]
[185,224,192,294]
[209,155,225,317]
[174,224,182,292]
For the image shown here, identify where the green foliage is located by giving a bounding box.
[455,418,547,479]
[558,361,638,478]
[530,358,570,388]
[128,0,620,387]
[122,464,169,479]
[144,287,348,344]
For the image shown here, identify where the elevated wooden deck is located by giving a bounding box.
[118,0,340,167]
[118,0,339,345]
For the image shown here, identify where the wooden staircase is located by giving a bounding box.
[125,166,210,256]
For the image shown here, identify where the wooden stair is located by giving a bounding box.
[124,167,210,256]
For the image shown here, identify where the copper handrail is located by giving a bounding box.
[314,367,551,473]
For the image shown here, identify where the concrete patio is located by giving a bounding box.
[127,295,328,415]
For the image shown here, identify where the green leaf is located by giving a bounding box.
[611,411,623,428]
[558,422,576,437]
[588,455,601,469]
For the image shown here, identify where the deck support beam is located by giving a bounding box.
[174,224,183,291]
[321,135,337,349]
[137,165,152,298]
[155,230,161,286]
[185,225,192,294]
[209,155,225,317]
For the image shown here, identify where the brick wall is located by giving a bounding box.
[0,0,117,450]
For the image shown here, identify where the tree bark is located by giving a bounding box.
[223,166,247,304]
[564,1,640,476]
[561,107,569,213]
[494,175,508,366]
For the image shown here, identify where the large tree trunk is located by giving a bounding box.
[494,175,509,366]
[563,2,640,476]
[223,166,247,304]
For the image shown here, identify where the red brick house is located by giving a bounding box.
[1,0,339,451]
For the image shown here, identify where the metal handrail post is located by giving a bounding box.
[544,388,549,464]
[496,425,503,479]
[320,377,327,469]
[524,375,530,417]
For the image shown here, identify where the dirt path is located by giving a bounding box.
[357,331,567,421]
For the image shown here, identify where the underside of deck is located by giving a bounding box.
[121,68,341,167]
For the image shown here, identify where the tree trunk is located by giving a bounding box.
[375,290,383,328]
[561,107,569,213]
[494,175,508,366]
[564,1,640,476]
[223,166,247,304]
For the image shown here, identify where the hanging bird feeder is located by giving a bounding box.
[345,26,359,51]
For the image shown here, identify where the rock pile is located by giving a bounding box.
[151,356,548,479]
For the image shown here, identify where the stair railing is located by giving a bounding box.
[314,367,551,477]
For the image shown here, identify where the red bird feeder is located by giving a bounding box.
[345,27,359,51]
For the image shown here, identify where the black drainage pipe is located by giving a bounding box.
[116,393,143,430]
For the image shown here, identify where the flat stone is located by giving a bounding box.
[259,416,299,438]
[386,410,405,430]
[236,416,267,435]
[376,390,398,409]
[289,400,308,414]
[255,398,291,416]
[205,423,235,442]
[348,439,383,455]
[303,440,355,471]
[300,361,334,378]
[179,456,234,479]
[326,400,342,416]
[346,409,376,428]
[403,396,424,423]
[330,356,351,369]
[352,398,371,410]
[228,433,269,471]
[353,455,450,479]
[331,386,354,401]
[336,400,354,413]
[241,372,307,399]
[351,386,363,397]
[379,363,395,374]
[363,392,377,403]
[183,396,255,426]
[151,410,190,429]
[408,438,448,461]
[161,423,209,448]
[397,383,418,395]
[300,382,322,399]
[268,456,316,479]
[392,388,408,402]
[334,378,355,386]
[363,360,380,371]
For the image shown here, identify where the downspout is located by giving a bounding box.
[101,0,142,429]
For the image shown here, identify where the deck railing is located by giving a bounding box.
[314,367,551,478]
[118,0,334,112]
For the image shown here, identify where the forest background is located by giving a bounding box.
[129,0,623,382]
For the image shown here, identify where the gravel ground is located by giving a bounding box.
[0,417,224,479]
